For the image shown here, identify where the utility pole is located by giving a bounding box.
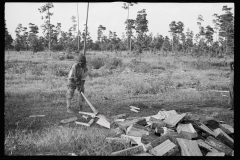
[83,2,89,56]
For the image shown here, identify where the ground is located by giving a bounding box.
[4,50,234,155]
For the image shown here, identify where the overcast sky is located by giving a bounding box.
[5,2,234,42]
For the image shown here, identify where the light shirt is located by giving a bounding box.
[68,63,88,84]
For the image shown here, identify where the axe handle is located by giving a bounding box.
[81,92,98,114]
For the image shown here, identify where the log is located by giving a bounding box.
[198,123,216,137]
[206,152,225,156]
[149,139,179,156]
[176,138,203,156]
[163,113,186,127]
[214,128,234,149]
[196,139,219,153]
[111,145,144,156]
[176,123,198,139]
[219,124,234,135]
[205,136,233,156]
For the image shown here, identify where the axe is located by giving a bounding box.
[80,92,110,129]
[81,92,99,117]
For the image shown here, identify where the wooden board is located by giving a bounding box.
[176,138,203,156]
[205,136,233,156]
[149,139,179,156]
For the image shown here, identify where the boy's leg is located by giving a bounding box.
[66,84,76,113]
[77,87,85,111]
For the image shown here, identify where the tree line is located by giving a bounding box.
[5,3,234,57]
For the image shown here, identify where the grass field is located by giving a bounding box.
[4,50,234,155]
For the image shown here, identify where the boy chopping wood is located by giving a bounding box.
[66,54,88,113]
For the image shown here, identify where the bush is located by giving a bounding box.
[105,58,122,69]
[50,64,69,77]
[129,62,152,73]
[89,58,105,69]
[66,54,74,60]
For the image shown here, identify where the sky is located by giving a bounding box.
[5,2,234,42]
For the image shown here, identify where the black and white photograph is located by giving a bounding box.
[5,2,234,156]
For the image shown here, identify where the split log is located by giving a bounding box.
[176,138,203,156]
[214,128,234,149]
[149,139,179,156]
[219,124,234,135]
[176,123,198,139]
[163,113,186,127]
[126,124,148,137]
[205,136,233,156]
[206,152,225,156]
[198,123,216,137]
[196,139,219,153]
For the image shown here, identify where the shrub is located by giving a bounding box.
[89,58,105,69]
[50,64,69,77]
[105,58,122,69]
[129,62,152,73]
[66,54,74,60]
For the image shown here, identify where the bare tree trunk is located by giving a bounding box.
[48,8,51,56]
[77,3,80,51]
[83,2,89,56]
